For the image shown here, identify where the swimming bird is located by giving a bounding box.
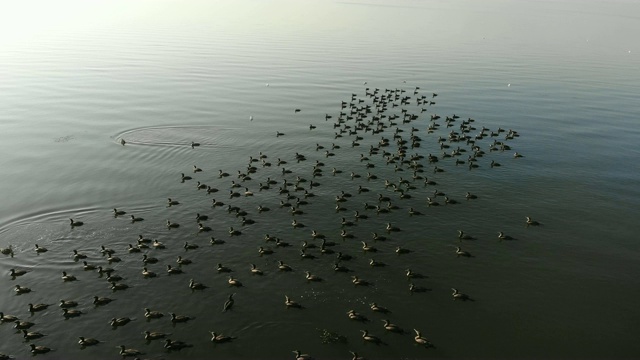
[184,241,199,250]
[59,299,78,308]
[78,337,100,347]
[113,208,126,216]
[142,254,158,264]
[222,293,235,312]
[382,319,404,333]
[9,268,28,277]
[166,220,180,229]
[144,308,163,319]
[347,310,368,322]
[250,263,263,275]
[189,278,207,290]
[228,276,242,287]
[360,330,382,344]
[141,267,157,278]
[62,308,83,318]
[292,350,313,360]
[305,271,322,282]
[0,312,18,323]
[23,329,46,340]
[144,331,170,340]
[458,230,475,240]
[455,246,472,257]
[93,296,113,306]
[176,256,192,265]
[14,285,31,294]
[110,317,132,327]
[498,232,514,240]
[285,295,302,309]
[278,261,293,272]
[465,192,478,200]
[370,303,390,313]
[34,244,48,253]
[451,288,472,301]
[169,313,193,323]
[229,227,242,236]
[28,303,50,313]
[361,242,377,252]
[30,344,51,355]
[164,338,191,351]
[413,329,434,347]
[14,319,35,329]
[352,276,370,286]
[210,331,236,343]
[70,218,83,227]
[395,246,411,254]
[130,215,143,222]
[117,345,142,357]
[109,281,129,291]
[153,240,166,249]
[166,265,182,275]
[526,216,540,226]
[167,197,180,206]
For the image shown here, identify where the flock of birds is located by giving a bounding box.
[0,84,540,359]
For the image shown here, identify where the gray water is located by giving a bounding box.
[1,0,639,359]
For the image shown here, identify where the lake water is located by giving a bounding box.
[1,0,639,359]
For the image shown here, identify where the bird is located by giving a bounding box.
[352,276,370,286]
[456,246,472,257]
[22,329,45,340]
[34,244,48,253]
[59,299,78,308]
[360,330,382,344]
[117,345,142,357]
[144,331,170,340]
[285,295,302,309]
[69,218,84,227]
[14,284,31,294]
[381,319,404,333]
[228,276,242,287]
[0,312,18,323]
[222,294,235,312]
[166,265,182,275]
[370,303,390,313]
[110,317,132,327]
[347,310,368,322]
[210,331,236,343]
[451,288,472,301]
[14,320,35,329]
[305,271,322,282]
[497,231,516,242]
[176,256,192,265]
[413,329,434,347]
[93,296,114,306]
[28,303,50,313]
[169,313,193,323]
[458,230,475,240]
[278,261,293,272]
[166,220,180,229]
[30,344,52,355]
[78,337,100,346]
[62,308,83,318]
[144,308,163,319]
[465,192,478,200]
[526,216,540,226]
[189,279,207,290]
[113,208,126,216]
[164,339,191,351]
[9,268,28,277]
[292,350,313,360]
[130,215,144,222]
[250,264,263,275]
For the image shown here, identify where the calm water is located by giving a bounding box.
[1,0,639,359]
